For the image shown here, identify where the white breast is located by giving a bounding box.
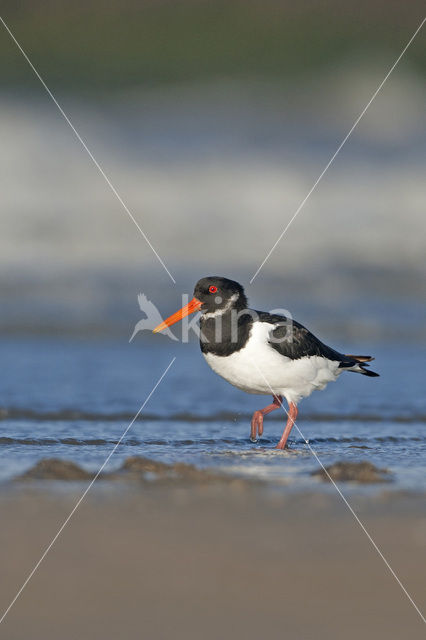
[203,322,342,404]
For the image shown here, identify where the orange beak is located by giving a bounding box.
[153,297,202,333]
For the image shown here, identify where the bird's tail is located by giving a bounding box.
[341,354,379,377]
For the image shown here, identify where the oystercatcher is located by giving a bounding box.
[153,277,378,449]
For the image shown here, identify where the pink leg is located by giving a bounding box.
[250,395,282,442]
[276,402,298,449]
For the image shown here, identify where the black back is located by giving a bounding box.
[256,311,355,365]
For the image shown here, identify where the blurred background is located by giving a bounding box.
[0,0,425,341]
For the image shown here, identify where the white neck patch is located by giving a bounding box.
[202,293,239,320]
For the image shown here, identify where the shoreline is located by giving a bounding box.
[1,454,425,498]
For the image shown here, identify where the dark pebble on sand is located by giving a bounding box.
[312,461,392,484]
[20,458,95,481]
[16,456,248,488]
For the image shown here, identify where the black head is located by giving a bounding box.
[152,276,248,336]
[194,277,248,315]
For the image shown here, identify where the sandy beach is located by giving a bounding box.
[0,466,425,640]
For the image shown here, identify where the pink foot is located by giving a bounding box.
[250,395,282,442]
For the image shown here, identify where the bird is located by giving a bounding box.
[153,276,378,449]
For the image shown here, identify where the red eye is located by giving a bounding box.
[209,285,218,294]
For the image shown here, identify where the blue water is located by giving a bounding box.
[1,337,425,491]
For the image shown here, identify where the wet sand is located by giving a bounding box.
[0,465,425,639]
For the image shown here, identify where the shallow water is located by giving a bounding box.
[1,337,425,491]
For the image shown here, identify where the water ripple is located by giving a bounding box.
[1,407,426,424]
[1,434,425,447]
